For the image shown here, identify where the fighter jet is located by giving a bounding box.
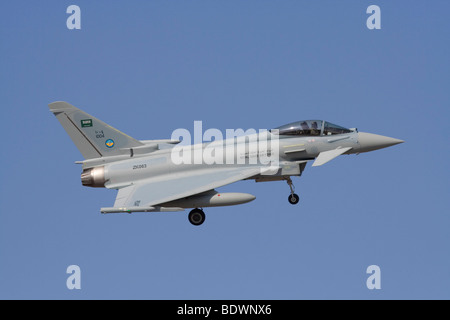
[49,101,403,226]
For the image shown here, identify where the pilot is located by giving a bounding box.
[310,121,319,135]
[300,121,310,135]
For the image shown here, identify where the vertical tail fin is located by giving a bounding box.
[49,101,144,159]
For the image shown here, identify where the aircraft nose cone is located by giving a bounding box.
[358,132,404,153]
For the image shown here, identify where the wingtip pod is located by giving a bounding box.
[101,206,156,214]
[102,192,256,214]
[100,206,185,213]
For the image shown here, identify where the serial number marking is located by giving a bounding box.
[132,164,147,170]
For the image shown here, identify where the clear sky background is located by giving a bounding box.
[0,1,449,299]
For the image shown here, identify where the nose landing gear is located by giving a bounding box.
[288,193,300,204]
[286,177,300,205]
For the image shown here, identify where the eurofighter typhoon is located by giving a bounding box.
[49,101,403,225]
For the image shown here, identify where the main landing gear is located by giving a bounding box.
[187,177,299,225]
[286,177,300,205]
[188,208,206,226]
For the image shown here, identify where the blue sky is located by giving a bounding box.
[0,1,449,299]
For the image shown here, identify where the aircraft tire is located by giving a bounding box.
[288,194,300,205]
[188,208,206,226]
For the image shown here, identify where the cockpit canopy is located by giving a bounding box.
[272,120,352,136]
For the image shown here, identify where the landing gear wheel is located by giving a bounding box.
[286,177,299,205]
[288,193,300,205]
[188,208,205,226]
